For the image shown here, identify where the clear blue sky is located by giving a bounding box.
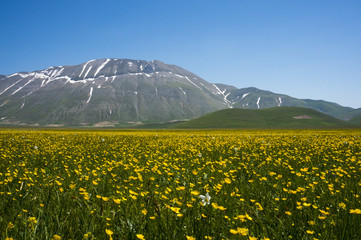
[1,0,361,108]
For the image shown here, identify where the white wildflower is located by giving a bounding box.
[199,192,211,206]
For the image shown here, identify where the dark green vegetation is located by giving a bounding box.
[175,107,352,129]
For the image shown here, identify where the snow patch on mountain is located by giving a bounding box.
[212,84,232,107]
[65,76,95,84]
[86,87,93,104]
[213,84,224,95]
[241,92,250,99]
[7,73,18,78]
[50,68,64,78]
[174,74,203,91]
[0,78,23,95]
[79,60,95,78]
[21,91,33,98]
[178,87,186,95]
[20,100,25,109]
[83,66,93,79]
[12,76,38,95]
[129,73,152,77]
[94,59,111,77]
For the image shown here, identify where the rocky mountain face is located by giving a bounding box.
[0,59,230,125]
[0,58,359,126]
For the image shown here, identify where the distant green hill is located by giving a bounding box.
[175,107,351,129]
[349,114,361,126]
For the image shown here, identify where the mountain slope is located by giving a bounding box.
[349,114,361,126]
[175,107,350,129]
[0,59,230,125]
[214,84,357,120]
[0,58,359,126]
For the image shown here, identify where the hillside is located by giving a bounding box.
[175,107,350,129]
[349,114,361,126]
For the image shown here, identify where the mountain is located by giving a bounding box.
[0,58,359,126]
[213,84,358,120]
[349,114,361,126]
[175,107,351,129]
[0,59,230,125]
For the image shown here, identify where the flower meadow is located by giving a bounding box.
[1,129,361,240]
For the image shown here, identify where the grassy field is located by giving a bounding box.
[1,129,361,239]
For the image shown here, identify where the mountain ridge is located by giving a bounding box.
[0,58,360,126]
[213,84,357,120]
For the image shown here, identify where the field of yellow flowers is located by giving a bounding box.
[1,129,361,240]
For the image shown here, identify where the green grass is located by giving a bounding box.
[175,107,351,129]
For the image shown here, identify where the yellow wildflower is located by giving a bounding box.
[191,190,200,196]
[230,227,248,236]
[255,203,263,211]
[51,235,62,240]
[338,202,346,209]
[7,222,14,229]
[224,178,232,184]
[350,209,361,214]
[136,234,145,239]
[105,229,114,240]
